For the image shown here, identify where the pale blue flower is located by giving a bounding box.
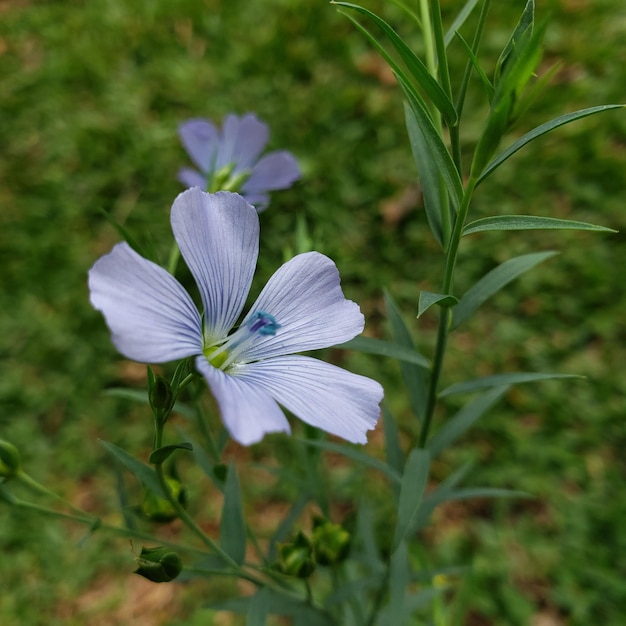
[178,113,301,211]
[89,189,382,445]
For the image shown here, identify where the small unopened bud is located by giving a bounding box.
[312,517,351,566]
[0,440,22,480]
[276,531,315,578]
[149,375,174,418]
[141,476,184,522]
[134,546,182,583]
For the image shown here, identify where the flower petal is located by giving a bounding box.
[238,252,364,361]
[177,167,207,190]
[216,113,269,172]
[179,119,219,173]
[242,151,301,194]
[228,356,383,444]
[195,357,291,445]
[170,189,259,341]
[89,243,203,363]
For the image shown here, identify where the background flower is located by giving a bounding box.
[178,113,301,210]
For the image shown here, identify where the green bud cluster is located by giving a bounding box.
[275,518,352,578]
[134,546,182,583]
[312,517,351,566]
[276,531,316,578]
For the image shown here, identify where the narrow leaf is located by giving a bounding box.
[418,291,458,318]
[334,2,458,124]
[393,448,430,549]
[478,105,624,184]
[454,30,494,100]
[336,8,463,213]
[338,335,429,368]
[385,290,429,420]
[247,588,271,626]
[444,0,482,47]
[425,487,530,507]
[382,403,404,477]
[399,75,464,210]
[404,102,445,245]
[463,215,616,236]
[220,462,246,565]
[299,438,401,484]
[495,0,535,82]
[149,442,193,464]
[427,386,509,458]
[440,372,582,397]
[452,251,558,328]
[99,440,165,498]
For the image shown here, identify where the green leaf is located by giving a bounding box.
[454,30,494,100]
[386,541,410,623]
[452,251,558,328]
[336,8,463,215]
[440,372,582,397]
[338,335,429,368]
[495,0,535,82]
[298,438,401,484]
[424,487,530,508]
[324,574,384,608]
[404,102,445,246]
[417,291,458,318]
[211,591,334,624]
[148,442,193,464]
[99,440,165,498]
[462,215,616,236]
[247,588,271,626]
[384,290,429,420]
[382,404,404,477]
[444,0,482,47]
[427,386,509,458]
[220,462,246,565]
[478,105,624,184]
[393,448,430,550]
[399,75,464,211]
[334,2,458,125]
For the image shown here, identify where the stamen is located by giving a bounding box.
[246,311,281,336]
[203,311,281,371]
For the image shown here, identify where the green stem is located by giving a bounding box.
[419,177,478,447]
[16,471,89,519]
[9,496,209,557]
[153,460,238,568]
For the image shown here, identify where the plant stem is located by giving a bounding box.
[419,177,478,447]
[153,460,238,568]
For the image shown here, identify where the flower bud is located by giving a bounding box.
[141,476,184,522]
[149,375,174,419]
[276,531,315,578]
[134,546,182,583]
[312,517,351,566]
[0,439,22,480]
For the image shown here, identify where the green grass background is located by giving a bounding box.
[1,0,625,624]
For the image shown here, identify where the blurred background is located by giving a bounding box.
[1,0,625,624]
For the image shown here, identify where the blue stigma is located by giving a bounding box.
[247,311,281,336]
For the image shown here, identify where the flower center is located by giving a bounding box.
[208,163,251,194]
[203,311,281,370]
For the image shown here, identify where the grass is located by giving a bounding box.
[1,0,625,624]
